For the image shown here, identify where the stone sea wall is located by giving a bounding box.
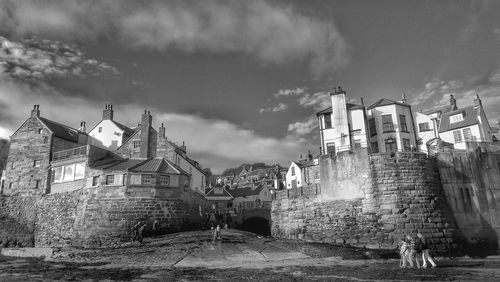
[272,151,460,254]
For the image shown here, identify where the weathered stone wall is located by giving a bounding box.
[272,151,459,254]
[436,147,500,249]
[35,191,81,247]
[0,195,38,247]
[156,136,177,163]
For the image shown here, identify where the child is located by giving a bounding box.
[399,240,411,268]
[406,234,421,268]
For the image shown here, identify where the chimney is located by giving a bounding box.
[450,94,457,109]
[360,97,365,106]
[336,86,345,94]
[308,150,313,161]
[140,110,152,158]
[181,141,187,153]
[103,104,114,120]
[79,121,86,133]
[159,123,165,139]
[31,105,40,118]
[402,93,407,104]
[474,93,482,107]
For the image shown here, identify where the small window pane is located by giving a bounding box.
[453,130,463,143]
[400,115,408,132]
[92,176,99,186]
[141,174,152,185]
[160,175,170,186]
[75,163,85,180]
[324,114,332,129]
[63,164,75,181]
[382,115,394,132]
[106,175,114,185]
[53,167,63,182]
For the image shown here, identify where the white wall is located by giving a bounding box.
[368,104,417,153]
[175,153,205,193]
[348,108,368,148]
[415,112,437,153]
[285,162,303,189]
[440,125,482,150]
[88,120,126,150]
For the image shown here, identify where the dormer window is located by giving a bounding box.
[450,113,464,123]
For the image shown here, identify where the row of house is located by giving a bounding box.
[0,104,208,197]
[284,87,498,189]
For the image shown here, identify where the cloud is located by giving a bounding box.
[410,68,500,121]
[0,0,348,76]
[0,74,310,173]
[259,102,287,113]
[273,87,307,98]
[0,36,117,80]
[297,91,330,110]
[287,116,318,136]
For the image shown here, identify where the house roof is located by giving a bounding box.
[111,120,135,137]
[438,106,480,133]
[228,185,265,197]
[422,104,457,116]
[100,157,187,174]
[39,117,85,142]
[205,186,233,198]
[101,159,147,171]
[367,98,409,110]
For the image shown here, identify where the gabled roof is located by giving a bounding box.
[205,186,233,198]
[100,157,188,175]
[422,104,457,116]
[111,120,135,137]
[438,106,480,133]
[38,117,86,142]
[367,98,409,110]
[228,185,265,197]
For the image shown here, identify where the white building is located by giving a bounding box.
[285,161,305,189]
[414,112,439,153]
[437,95,493,149]
[316,87,368,154]
[88,104,135,150]
[367,98,418,153]
[174,151,207,194]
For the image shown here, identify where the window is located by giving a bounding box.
[371,141,379,153]
[33,160,41,167]
[98,127,103,133]
[403,139,411,151]
[74,163,85,180]
[450,114,464,123]
[382,115,394,132]
[43,136,48,144]
[354,139,362,149]
[326,142,335,154]
[385,138,397,152]
[453,130,463,143]
[106,175,115,185]
[11,162,15,169]
[38,128,43,134]
[133,141,141,148]
[419,122,431,132]
[9,183,13,189]
[324,114,332,129]
[314,171,320,179]
[369,118,377,136]
[160,175,170,186]
[53,167,63,183]
[291,179,297,188]
[63,165,74,181]
[463,128,473,141]
[291,167,295,176]
[35,180,40,189]
[141,174,152,185]
[92,176,99,186]
[400,115,408,132]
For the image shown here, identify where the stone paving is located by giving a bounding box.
[0,229,499,281]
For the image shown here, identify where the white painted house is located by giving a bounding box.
[285,161,305,189]
[316,87,368,155]
[438,95,493,149]
[414,112,439,153]
[174,151,207,194]
[367,98,418,153]
[88,104,135,150]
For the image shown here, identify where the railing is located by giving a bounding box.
[52,146,87,162]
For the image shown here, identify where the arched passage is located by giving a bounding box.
[239,217,271,236]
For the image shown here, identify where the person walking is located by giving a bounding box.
[152,219,159,233]
[406,234,421,268]
[418,232,437,268]
[138,222,146,243]
[131,221,141,242]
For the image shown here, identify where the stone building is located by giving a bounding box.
[284,155,319,189]
[0,105,209,248]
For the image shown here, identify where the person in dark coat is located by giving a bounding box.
[131,222,142,241]
[138,222,146,243]
[418,232,437,268]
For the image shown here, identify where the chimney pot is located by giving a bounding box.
[31,104,40,118]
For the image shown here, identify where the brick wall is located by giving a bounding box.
[0,195,38,247]
[272,151,460,254]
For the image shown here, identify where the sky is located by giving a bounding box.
[0,0,500,173]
